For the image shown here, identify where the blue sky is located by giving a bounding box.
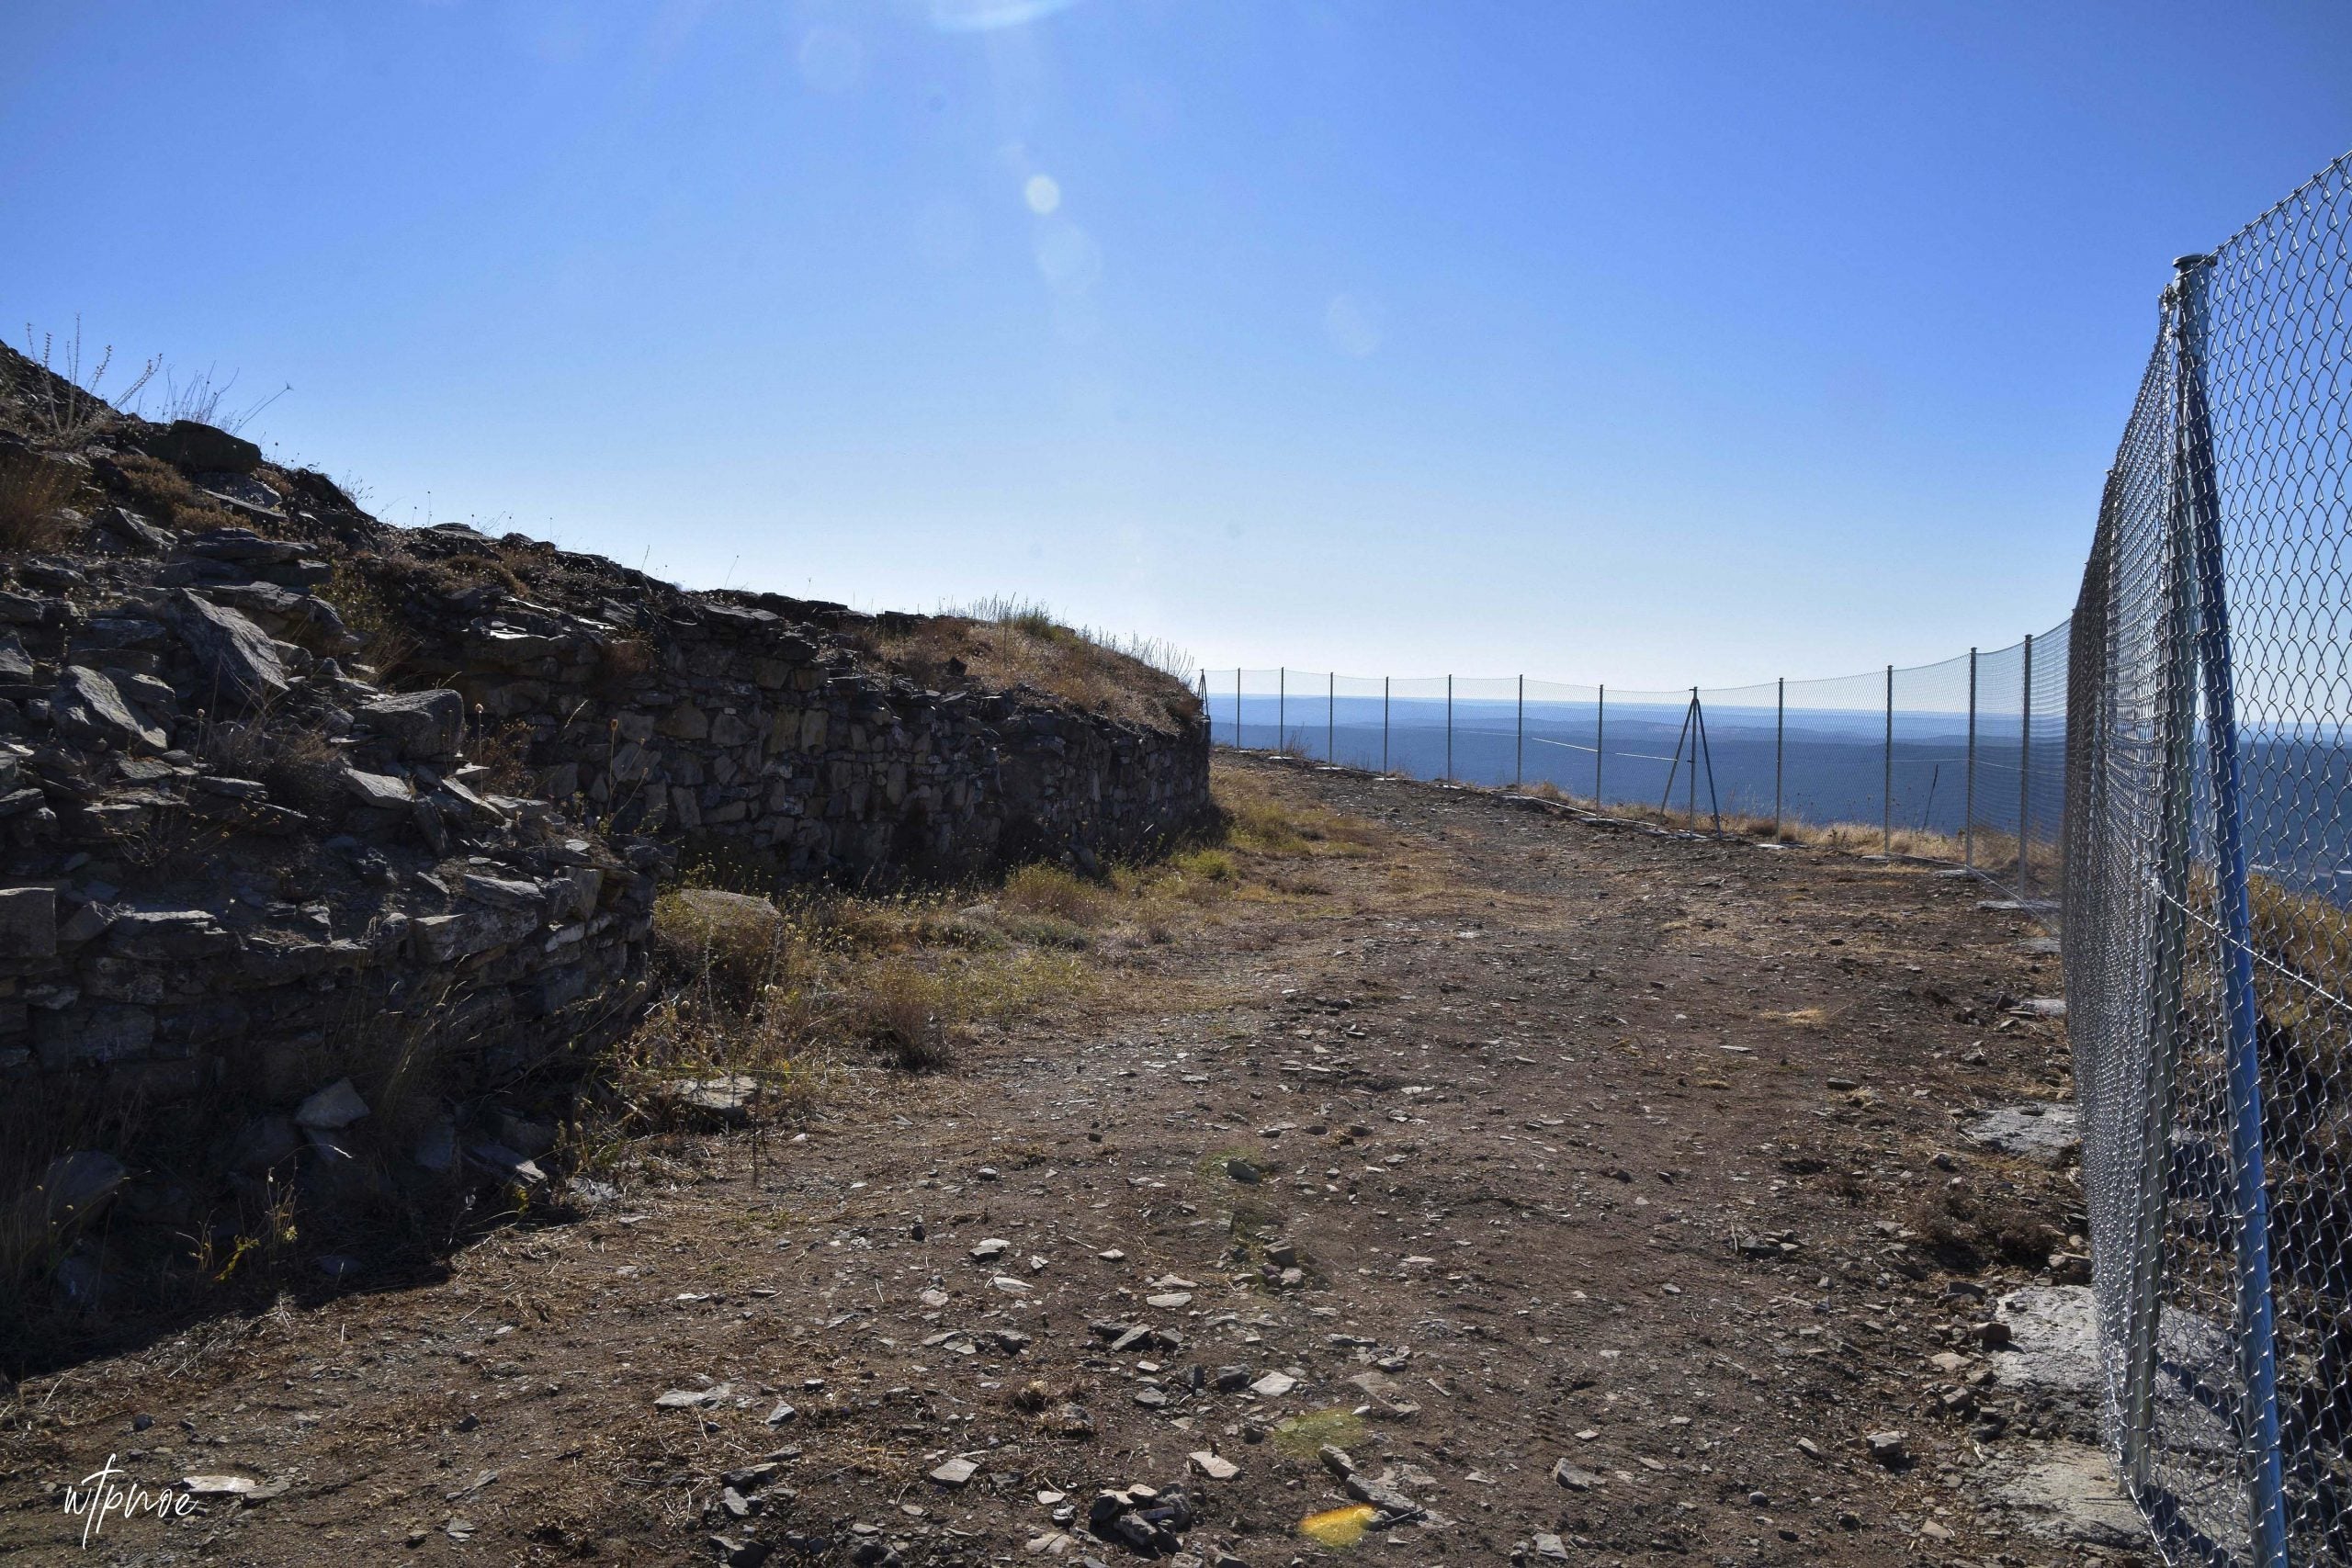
[5,2,2348,685]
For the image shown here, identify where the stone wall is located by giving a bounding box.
[0,541,661,1118]
[1,397,1207,1120]
[0,367,1208,1292]
[390,523,1215,886]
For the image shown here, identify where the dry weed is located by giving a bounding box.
[0,449,82,552]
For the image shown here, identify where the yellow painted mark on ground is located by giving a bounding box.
[1299,1504,1378,1547]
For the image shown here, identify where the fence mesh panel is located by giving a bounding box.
[2064,151,2352,1564]
[1204,638,2064,898]
[1194,144,2352,1568]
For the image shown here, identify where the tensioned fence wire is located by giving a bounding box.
[1204,639,2067,916]
[2065,150,2352,1565]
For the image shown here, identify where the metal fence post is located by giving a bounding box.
[1773,676,1784,838]
[2178,250,2290,1566]
[1327,671,1334,764]
[1445,675,1453,782]
[1594,684,1605,805]
[1383,677,1390,773]
[1883,664,1894,856]
[2018,633,2033,897]
[1964,648,1977,871]
[1687,686,1699,825]
[1278,667,1286,755]
[1516,674,1524,786]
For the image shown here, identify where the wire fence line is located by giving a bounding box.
[1199,622,2071,914]
[1202,147,2352,1568]
[2065,152,2352,1566]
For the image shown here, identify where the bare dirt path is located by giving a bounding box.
[1,757,2110,1567]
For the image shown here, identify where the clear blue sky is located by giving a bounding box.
[6,2,2347,685]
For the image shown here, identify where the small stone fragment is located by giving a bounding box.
[929,1457,978,1487]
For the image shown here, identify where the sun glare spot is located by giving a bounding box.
[1033,220,1102,295]
[1023,175,1063,215]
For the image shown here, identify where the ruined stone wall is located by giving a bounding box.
[0,528,661,1121]
[0,361,1211,1305]
[396,528,1214,885]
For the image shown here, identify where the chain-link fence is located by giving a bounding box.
[1212,146,2352,1568]
[2066,152,2352,1565]
[1204,623,2070,915]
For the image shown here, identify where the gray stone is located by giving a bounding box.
[413,1118,460,1174]
[1188,1450,1237,1482]
[459,874,541,908]
[228,1115,301,1174]
[51,666,167,753]
[358,689,464,760]
[164,590,290,705]
[1988,1283,2177,1438]
[1962,1103,2081,1166]
[179,1472,290,1502]
[106,909,235,959]
[1552,1458,1600,1492]
[1343,1472,1422,1518]
[0,886,58,960]
[654,1383,729,1410]
[295,1077,370,1130]
[1980,1442,2146,1548]
[140,419,264,473]
[497,1112,557,1158]
[413,905,539,963]
[467,1140,547,1184]
[927,1458,978,1487]
[35,1003,153,1066]
[343,768,415,808]
[664,1076,757,1123]
[28,1151,127,1228]
[97,505,175,552]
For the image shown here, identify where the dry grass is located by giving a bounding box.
[322,559,421,683]
[102,449,240,533]
[1215,765,1388,858]
[465,715,540,795]
[1001,863,1114,924]
[605,763,1392,1119]
[0,448,83,552]
[1515,778,1969,860]
[14,321,157,445]
[198,709,345,810]
[863,604,1201,733]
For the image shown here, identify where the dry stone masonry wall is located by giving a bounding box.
[0,522,662,1112]
[390,521,1212,886]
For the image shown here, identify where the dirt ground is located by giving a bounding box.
[0,755,2117,1567]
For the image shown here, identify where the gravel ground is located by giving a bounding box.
[0,756,2132,1567]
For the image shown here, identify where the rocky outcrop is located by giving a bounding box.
[0,547,660,1109]
[0,341,1208,1302]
